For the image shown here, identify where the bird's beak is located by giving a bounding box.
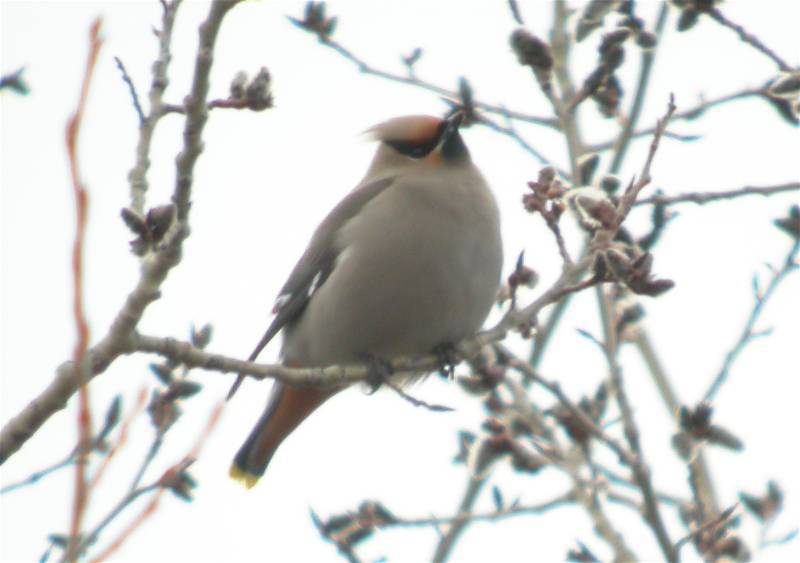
[440,112,464,146]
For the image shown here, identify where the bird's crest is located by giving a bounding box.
[365,115,444,144]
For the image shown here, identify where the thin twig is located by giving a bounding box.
[529,4,669,370]
[591,88,684,558]
[380,492,574,529]
[588,88,763,153]
[0,0,241,466]
[113,56,145,125]
[378,377,454,413]
[633,332,721,516]
[80,483,161,557]
[504,352,634,466]
[609,2,669,175]
[128,0,182,213]
[478,112,566,173]
[608,94,677,234]
[294,22,557,129]
[635,182,800,206]
[89,388,148,491]
[431,475,487,563]
[128,434,164,494]
[707,8,792,72]
[704,237,800,402]
[498,356,637,562]
[596,287,677,562]
[597,465,684,507]
[675,504,739,554]
[0,452,75,494]
[64,18,104,562]
[549,0,583,179]
[83,402,223,560]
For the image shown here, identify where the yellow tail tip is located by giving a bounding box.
[229,464,260,489]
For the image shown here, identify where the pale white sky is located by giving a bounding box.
[1,1,799,562]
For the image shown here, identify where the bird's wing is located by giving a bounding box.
[226,176,396,399]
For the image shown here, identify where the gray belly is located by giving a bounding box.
[282,178,502,367]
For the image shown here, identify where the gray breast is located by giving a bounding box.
[282,167,502,367]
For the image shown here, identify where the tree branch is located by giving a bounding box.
[704,236,800,402]
[0,0,243,467]
[64,18,104,560]
[707,8,792,72]
[297,28,557,129]
[587,87,764,153]
[608,2,669,175]
[635,182,800,206]
[128,0,182,214]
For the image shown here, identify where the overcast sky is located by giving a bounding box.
[2,1,799,562]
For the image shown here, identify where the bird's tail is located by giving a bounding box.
[230,382,338,488]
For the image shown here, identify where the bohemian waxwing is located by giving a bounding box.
[229,113,503,488]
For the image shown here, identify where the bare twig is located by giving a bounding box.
[608,2,669,175]
[128,0,181,213]
[588,88,764,153]
[431,476,487,563]
[707,8,792,72]
[704,237,800,402]
[635,182,800,206]
[633,332,721,516]
[0,0,242,467]
[503,352,633,465]
[549,0,583,179]
[81,483,162,558]
[596,288,677,562]
[597,465,684,507]
[64,18,104,561]
[113,56,145,125]
[607,94,677,234]
[0,452,75,494]
[478,113,566,172]
[291,19,557,130]
[675,504,739,554]
[588,96,683,557]
[89,388,147,491]
[496,354,637,562]
[529,4,670,370]
[377,377,454,413]
[83,402,222,560]
[398,493,573,528]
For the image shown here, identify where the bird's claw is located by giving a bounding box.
[433,343,459,380]
[363,355,393,393]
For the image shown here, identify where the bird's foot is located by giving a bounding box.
[433,343,460,380]
[363,355,393,394]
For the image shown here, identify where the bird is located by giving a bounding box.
[228,113,503,488]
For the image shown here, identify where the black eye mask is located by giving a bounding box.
[385,121,448,159]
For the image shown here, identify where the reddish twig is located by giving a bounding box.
[0,0,240,467]
[89,487,164,563]
[64,17,104,562]
[187,401,225,460]
[83,402,224,560]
